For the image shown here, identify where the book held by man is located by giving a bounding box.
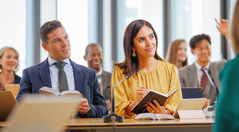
[135,113,175,120]
[131,89,178,114]
[39,87,81,96]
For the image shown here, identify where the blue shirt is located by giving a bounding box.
[48,57,75,91]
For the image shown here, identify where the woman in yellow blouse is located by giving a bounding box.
[112,19,182,119]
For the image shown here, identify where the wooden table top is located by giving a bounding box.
[1,118,214,130]
[67,118,214,129]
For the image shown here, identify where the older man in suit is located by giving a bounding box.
[179,34,226,106]
[84,43,112,112]
[16,20,107,118]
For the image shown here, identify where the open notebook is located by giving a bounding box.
[3,95,82,132]
[131,89,178,114]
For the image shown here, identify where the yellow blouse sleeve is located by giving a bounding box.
[166,64,182,114]
[111,67,135,118]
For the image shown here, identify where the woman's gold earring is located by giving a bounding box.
[132,50,136,57]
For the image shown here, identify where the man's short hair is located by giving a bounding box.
[189,34,211,49]
[40,20,63,43]
[85,43,102,56]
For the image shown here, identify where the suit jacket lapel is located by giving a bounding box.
[207,62,218,89]
[39,59,52,88]
[70,60,83,92]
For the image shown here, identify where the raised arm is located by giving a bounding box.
[215,17,230,39]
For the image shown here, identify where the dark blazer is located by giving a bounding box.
[178,60,226,105]
[14,74,21,84]
[16,58,108,118]
[102,70,111,101]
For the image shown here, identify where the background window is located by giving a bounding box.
[116,0,164,63]
[57,0,88,66]
[0,0,26,76]
[0,0,234,76]
[170,0,221,64]
[40,0,90,66]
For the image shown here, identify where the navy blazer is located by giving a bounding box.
[16,58,108,118]
[14,74,21,84]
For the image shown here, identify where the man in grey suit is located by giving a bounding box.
[179,34,226,106]
[84,43,112,111]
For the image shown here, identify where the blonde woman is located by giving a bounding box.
[166,39,188,68]
[0,46,21,90]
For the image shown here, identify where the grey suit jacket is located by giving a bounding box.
[102,70,112,101]
[178,60,226,105]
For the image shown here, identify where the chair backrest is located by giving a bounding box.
[173,98,206,117]
[5,84,20,99]
[3,95,82,132]
[181,87,203,99]
[0,91,17,121]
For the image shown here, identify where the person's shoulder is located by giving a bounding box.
[112,66,125,79]
[24,61,45,72]
[179,63,194,71]
[102,70,112,76]
[70,60,95,73]
[158,60,177,69]
[158,60,179,75]
[178,65,187,72]
[212,59,226,66]
[20,62,44,79]
[112,66,124,73]
[178,63,195,77]
[73,63,89,70]
[222,57,239,72]
[14,74,21,84]
[211,59,227,70]
[220,57,239,79]
[15,74,21,79]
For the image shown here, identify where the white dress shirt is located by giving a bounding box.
[48,57,75,91]
[96,67,102,83]
[195,61,210,85]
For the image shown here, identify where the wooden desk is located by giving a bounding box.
[1,118,214,132]
[66,118,214,132]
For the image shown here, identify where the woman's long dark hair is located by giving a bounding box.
[114,19,163,76]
